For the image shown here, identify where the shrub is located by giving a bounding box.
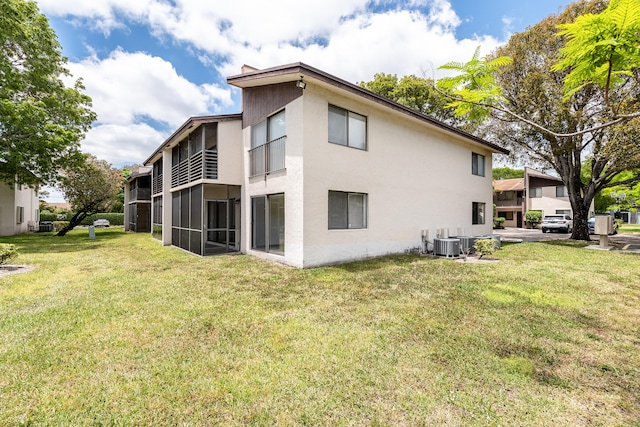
[53,221,70,232]
[474,238,497,259]
[493,217,505,229]
[0,244,18,265]
[525,210,543,228]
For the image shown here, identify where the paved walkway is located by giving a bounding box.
[493,228,640,253]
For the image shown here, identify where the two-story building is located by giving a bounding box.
[124,167,152,232]
[142,62,508,267]
[493,167,593,228]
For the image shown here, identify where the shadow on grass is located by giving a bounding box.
[1,228,127,254]
[539,240,590,248]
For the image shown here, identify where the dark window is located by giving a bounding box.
[472,202,486,225]
[472,153,485,177]
[530,187,542,198]
[556,186,568,197]
[328,105,367,150]
[328,191,368,229]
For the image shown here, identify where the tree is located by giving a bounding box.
[493,167,524,180]
[436,0,640,240]
[56,155,123,236]
[359,73,469,128]
[0,0,96,188]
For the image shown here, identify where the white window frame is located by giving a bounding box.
[328,105,367,150]
[328,191,368,230]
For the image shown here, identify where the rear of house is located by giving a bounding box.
[143,62,508,267]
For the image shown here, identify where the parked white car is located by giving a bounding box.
[93,219,110,228]
[541,214,573,233]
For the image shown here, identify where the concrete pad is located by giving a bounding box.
[585,245,614,251]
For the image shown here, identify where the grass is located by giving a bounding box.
[1,229,639,426]
[620,223,640,234]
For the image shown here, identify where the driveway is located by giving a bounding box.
[494,228,640,251]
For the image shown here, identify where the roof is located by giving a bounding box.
[493,178,524,192]
[125,166,151,183]
[525,167,563,183]
[144,114,243,165]
[227,62,509,155]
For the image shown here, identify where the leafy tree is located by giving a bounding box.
[493,167,524,180]
[359,73,468,128]
[56,155,123,236]
[0,0,96,187]
[436,0,640,240]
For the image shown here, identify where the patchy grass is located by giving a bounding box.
[1,229,639,425]
[621,223,640,234]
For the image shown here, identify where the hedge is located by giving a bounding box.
[0,244,18,265]
[39,212,124,226]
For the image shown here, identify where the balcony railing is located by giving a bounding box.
[249,136,286,177]
[495,197,523,207]
[152,174,163,195]
[171,148,218,188]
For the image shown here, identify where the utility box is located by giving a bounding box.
[595,215,613,235]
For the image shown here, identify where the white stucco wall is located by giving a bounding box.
[528,186,572,216]
[297,85,494,267]
[0,182,39,236]
[241,98,306,267]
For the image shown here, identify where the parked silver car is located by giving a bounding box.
[93,219,110,228]
[541,214,573,233]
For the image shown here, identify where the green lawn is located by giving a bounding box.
[620,222,640,234]
[1,229,639,426]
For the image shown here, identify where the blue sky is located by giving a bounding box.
[35,0,572,200]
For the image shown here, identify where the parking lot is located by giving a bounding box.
[494,228,640,252]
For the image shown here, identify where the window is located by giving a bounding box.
[498,211,514,220]
[530,187,542,198]
[556,209,571,216]
[16,206,24,224]
[472,153,485,177]
[328,191,368,229]
[497,191,514,201]
[250,110,286,176]
[328,105,367,150]
[556,186,568,197]
[472,202,485,225]
[252,193,285,255]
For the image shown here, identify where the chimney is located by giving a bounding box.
[241,64,259,74]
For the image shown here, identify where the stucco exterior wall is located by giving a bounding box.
[241,97,306,267]
[299,84,494,267]
[0,183,39,236]
[528,186,572,216]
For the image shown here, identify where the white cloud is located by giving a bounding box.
[68,50,232,128]
[81,123,167,166]
[37,0,504,179]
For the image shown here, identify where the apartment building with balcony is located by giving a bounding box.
[124,167,152,232]
[493,167,593,228]
[142,62,508,267]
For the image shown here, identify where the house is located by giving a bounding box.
[0,181,40,236]
[124,167,152,232]
[493,167,593,228]
[142,62,508,267]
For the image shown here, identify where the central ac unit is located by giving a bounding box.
[433,238,460,258]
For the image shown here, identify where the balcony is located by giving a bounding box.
[129,187,151,202]
[249,136,286,177]
[495,197,523,208]
[171,148,218,188]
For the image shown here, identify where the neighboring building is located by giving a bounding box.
[493,167,593,228]
[143,62,508,267]
[0,181,39,236]
[124,167,152,232]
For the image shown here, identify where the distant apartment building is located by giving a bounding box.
[493,167,593,228]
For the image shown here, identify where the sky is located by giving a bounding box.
[35,0,573,201]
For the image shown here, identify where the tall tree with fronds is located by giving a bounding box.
[0,0,96,188]
[436,0,640,240]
